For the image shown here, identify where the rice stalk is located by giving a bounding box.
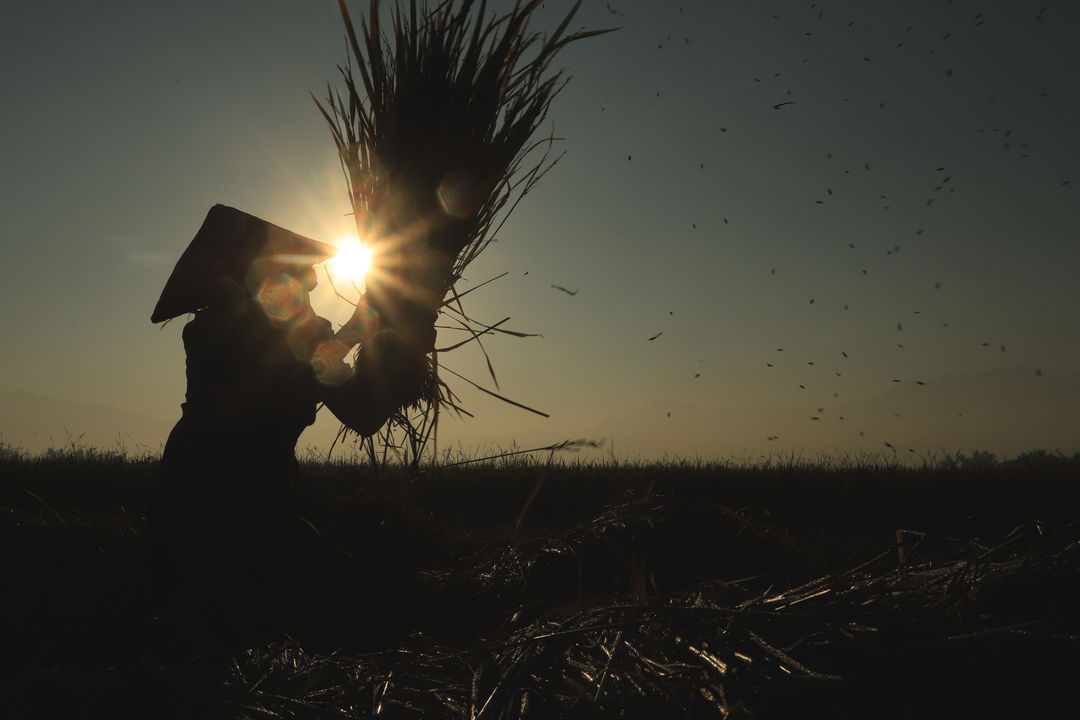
[315,0,615,467]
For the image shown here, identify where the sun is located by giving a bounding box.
[328,239,374,288]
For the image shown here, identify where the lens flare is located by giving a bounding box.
[257,273,305,323]
[437,170,477,218]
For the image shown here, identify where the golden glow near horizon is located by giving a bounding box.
[327,239,374,292]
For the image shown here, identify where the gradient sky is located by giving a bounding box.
[2,0,1078,462]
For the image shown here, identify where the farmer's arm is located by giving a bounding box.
[320,302,436,437]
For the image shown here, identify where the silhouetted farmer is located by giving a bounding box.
[143,0,612,655]
[148,204,435,646]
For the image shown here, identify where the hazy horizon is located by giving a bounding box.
[4,364,1077,464]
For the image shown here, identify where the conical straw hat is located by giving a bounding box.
[151,204,336,323]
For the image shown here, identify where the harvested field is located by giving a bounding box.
[2,450,1078,718]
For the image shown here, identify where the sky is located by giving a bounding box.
[2,0,1078,463]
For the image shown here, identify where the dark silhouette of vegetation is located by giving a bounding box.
[313,0,615,467]
[3,448,1080,717]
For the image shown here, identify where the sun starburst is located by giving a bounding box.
[328,239,373,289]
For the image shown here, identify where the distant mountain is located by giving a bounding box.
[587,367,1080,462]
[0,390,173,455]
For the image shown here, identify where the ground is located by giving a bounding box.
[2,451,1078,718]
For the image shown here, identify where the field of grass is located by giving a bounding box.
[2,447,1078,718]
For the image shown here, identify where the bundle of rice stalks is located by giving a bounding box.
[315,0,614,461]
